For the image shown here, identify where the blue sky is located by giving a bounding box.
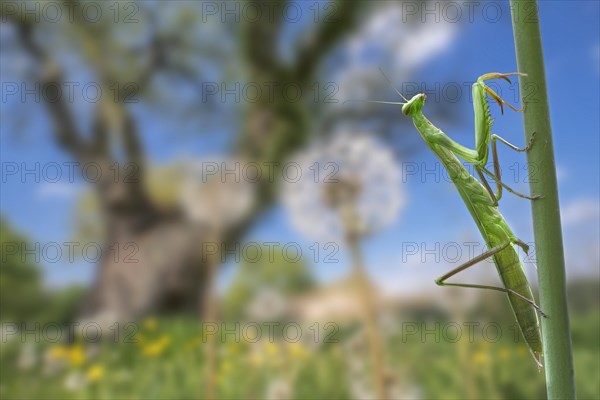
[236,1,600,294]
[1,1,598,292]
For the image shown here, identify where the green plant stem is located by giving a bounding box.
[510,1,576,398]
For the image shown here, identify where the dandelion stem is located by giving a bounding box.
[343,205,388,400]
[203,232,220,399]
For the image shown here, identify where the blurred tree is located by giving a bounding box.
[0,218,44,322]
[1,1,439,320]
[0,218,86,325]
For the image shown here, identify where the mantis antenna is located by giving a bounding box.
[342,67,408,105]
[343,100,406,105]
[378,67,409,102]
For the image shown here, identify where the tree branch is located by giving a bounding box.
[242,0,285,75]
[7,16,89,159]
[294,0,363,81]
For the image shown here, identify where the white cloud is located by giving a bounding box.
[561,198,600,226]
[376,253,431,297]
[338,4,459,100]
[353,4,458,70]
[395,19,457,70]
[556,164,568,183]
[36,182,80,199]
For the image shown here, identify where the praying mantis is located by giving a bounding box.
[348,70,545,367]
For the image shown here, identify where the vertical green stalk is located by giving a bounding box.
[509,1,576,398]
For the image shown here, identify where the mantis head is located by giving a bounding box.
[401,93,427,117]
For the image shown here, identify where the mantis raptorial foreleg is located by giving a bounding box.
[475,75,541,202]
[434,242,547,317]
[477,72,526,114]
[428,72,540,204]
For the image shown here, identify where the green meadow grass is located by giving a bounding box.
[2,309,597,399]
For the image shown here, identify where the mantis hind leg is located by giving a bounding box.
[493,131,536,153]
[435,242,547,317]
[475,168,499,206]
[480,166,543,201]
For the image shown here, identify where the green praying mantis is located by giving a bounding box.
[348,70,545,367]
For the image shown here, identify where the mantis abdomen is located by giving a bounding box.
[427,136,543,365]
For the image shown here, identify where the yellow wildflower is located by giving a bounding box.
[68,345,85,367]
[143,342,163,357]
[226,342,240,355]
[158,335,171,347]
[143,335,171,357]
[288,342,308,359]
[49,344,68,360]
[143,317,158,331]
[219,360,233,374]
[499,347,511,361]
[86,364,104,382]
[249,351,263,367]
[472,350,489,365]
[265,342,279,357]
